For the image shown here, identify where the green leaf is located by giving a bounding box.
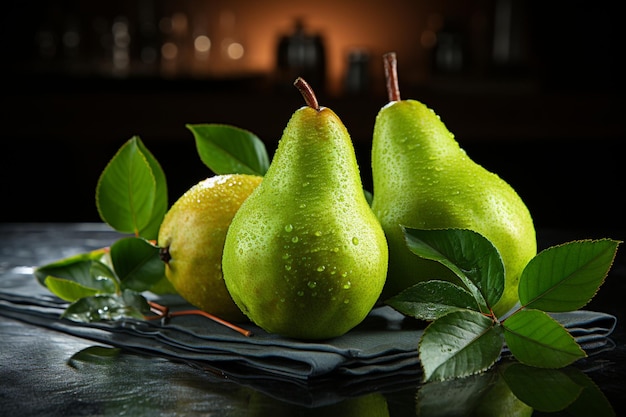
[503,309,586,368]
[402,227,505,313]
[34,248,108,287]
[187,123,269,176]
[386,280,479,321]
[96,136,157,235]
[519,239,620,312]
[37,256,118,300]
[43,276,103,301]
[502,362,583,412]
[62,289,150,322]
[135,138,168,240]
[419,309,503,381]
[110,237,166,292]
[89,259,119,289]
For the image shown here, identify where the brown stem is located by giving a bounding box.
[146,301,253,337]
[383,52,401,102]
[293,77,320,111]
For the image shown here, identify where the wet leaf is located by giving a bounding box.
[386,280,479,321]
[402,227,505,313]
[419,309,503,381]
[62,290,150,322]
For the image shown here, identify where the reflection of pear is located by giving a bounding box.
[371,53,536,316]
[222,78,388,340]
[158,174,262,322]
[474,374,533,417]
[247,390,389,417]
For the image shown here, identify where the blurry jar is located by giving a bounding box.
[344,48,371,95]
[275,18,326,92]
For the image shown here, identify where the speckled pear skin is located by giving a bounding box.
[371,100,536,316]
[222,105,388,340]
[158,174,262,322]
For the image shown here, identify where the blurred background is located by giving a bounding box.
[1,0,624,231]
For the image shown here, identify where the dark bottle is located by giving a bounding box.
[275,18,326,93]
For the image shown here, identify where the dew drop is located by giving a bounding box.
[316,265,325,272]
[352,237,359,245]
[343,299,350,304]
[284,224,293,232]
[314,230,322,237]
[285,265,292,271]
[343,281,351,289]
[291,236,299,243]
[297,290,304,297]
[307,281,317,289]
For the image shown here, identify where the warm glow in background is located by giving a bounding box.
[162,0,484,93]
[22,0,497,95]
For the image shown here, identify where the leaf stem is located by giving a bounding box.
[383,52,401,102]
[294,77,320,111]
[146,301,253,337]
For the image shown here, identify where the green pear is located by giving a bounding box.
[473,374,534,417]
[158,174,262,322]
[371,53,536,316]
[222,77,388,340]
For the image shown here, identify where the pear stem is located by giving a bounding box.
[294,77,320,111]
[146,301,253,337]
[383,52,401,102]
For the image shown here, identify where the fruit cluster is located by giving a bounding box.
[158,53,536,340]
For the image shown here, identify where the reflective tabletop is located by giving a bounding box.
[1,223,625,416]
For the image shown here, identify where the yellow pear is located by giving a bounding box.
[158,174,262,322]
